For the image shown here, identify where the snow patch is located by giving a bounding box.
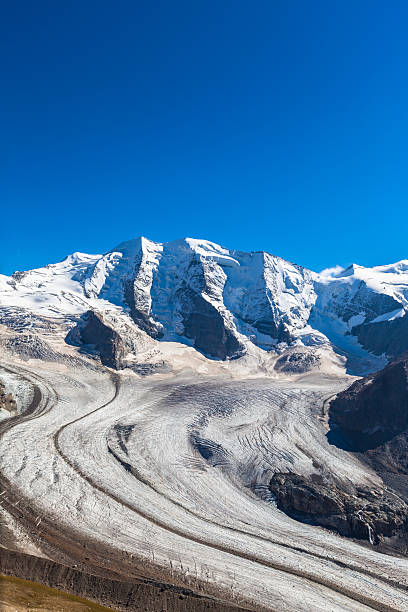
[371,308,406,324]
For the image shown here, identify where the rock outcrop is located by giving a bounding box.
[274,349,320,374]
[76,310,128,369]
[68,309,167,374]
[352,313,408,358]
[329,353,408,452]
[269,473,408,543]
[0,380,16,414]
[177,286,245,360]
[267,356,408,546]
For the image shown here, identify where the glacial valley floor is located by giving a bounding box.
[1,359,408,611]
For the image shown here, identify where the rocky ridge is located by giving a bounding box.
[1,237,408,374]
[329,353,408,455]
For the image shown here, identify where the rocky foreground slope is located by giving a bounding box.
[329,354,408,505]
[330,353,408,455]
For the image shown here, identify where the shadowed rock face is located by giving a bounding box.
[342,285,400,325]
[352,313,408,358]
[79,311,126,369]
[269,473,408,543]
[177,286,245,360]
[329,353,408,453]
[123,278,163,340]
[328,351,408,517]
[67,310,168,374]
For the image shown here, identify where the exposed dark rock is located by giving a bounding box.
[329,353,408,452]
[321,354,408,550]
[131,362,169,376]
[352,311,408,358]
[76,310,126,369]
[269,472,408,543]
[249,316,278,338]
[67,310,169,373]
[327,351,408,547]
[274,350,320,374]
[276,322,293,344]
[341,283,400,324]
[123,279,163,340]
[10,271,28,282]
[364,431,408,475]
[0,380,16,414]
[178,286,245,360]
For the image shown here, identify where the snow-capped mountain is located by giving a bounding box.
[1,237,408,374]
[310,261,408,370]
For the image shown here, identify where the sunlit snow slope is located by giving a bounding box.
[1,237,408,373]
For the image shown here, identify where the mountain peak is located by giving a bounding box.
[109,236,159,255]
[1,235,408,374]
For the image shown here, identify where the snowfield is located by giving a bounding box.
[1,236,408,374]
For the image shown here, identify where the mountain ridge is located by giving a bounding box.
[1,236,408,375]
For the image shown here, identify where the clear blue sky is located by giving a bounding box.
[1,1,408,275]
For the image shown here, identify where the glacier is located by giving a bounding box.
[1,236,408,375]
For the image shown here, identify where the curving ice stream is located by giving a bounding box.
[1,359,408,611]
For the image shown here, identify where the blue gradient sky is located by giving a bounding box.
[1,1,408,274]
